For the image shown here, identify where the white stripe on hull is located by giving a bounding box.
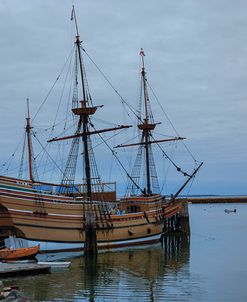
[98,233,161,248]
[5,233,162,253]
[4,237,84,252]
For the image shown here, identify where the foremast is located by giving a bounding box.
[18,98,39,183]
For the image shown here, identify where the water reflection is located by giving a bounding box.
[7,235,190,301]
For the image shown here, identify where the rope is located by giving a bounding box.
[32,133,65,176]
[159,145,173,194]
[32,46,75,122]
[89,127,128,151]
[18,133,27,178]
[51,46,75,130]
[1,134,24,173]
[91,125,145,195]
[147,81,197,163]
[32,132,84,197]
[81,46,140,124]
[150,133,190,177]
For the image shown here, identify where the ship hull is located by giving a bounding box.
[4,233,161,253]
[0,176,183,252]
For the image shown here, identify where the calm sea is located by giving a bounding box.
[3,203,247,301]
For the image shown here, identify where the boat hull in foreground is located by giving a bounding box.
[0,245,39,261]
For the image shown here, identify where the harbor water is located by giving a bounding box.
[3,203,247,301]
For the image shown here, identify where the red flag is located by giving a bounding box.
[70,6,74,21]
[140,48,145,56]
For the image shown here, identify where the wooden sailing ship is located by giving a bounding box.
[0,8,202,253]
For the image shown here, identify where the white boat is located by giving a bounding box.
[224,209,237,214]
[38,261,71,269]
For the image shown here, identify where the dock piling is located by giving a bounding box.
[84,211,97,255]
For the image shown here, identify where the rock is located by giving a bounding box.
[0,281,3,291]
[1,289,31,302]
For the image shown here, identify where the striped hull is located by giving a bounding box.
[0,176,183,252]
[5,233,161,253]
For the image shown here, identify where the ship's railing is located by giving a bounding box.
[32,180,116,200]
[75,181,116,194]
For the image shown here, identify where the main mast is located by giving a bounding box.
[74,10,92,198]
[48,6,131,199]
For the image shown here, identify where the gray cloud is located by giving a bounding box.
[0,0,247,195]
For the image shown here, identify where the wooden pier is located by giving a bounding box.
[0,262,50,278]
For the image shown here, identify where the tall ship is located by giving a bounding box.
[0,8,202,253]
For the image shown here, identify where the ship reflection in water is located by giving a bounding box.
[8,235,195,301]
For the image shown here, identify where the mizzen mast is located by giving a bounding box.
[115,49,184,197]
[26,99,34,182]
[139,48,156,195]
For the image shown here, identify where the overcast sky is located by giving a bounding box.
[0,0,247,195]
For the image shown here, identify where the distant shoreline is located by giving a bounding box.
[181,196,247,204]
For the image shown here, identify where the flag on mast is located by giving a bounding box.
[70,6,75,21]
[140,48,145,56]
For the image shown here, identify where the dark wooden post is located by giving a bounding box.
[179,201,190,235]
[84,211,97,255]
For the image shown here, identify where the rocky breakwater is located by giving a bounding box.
[0,281,31,301]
